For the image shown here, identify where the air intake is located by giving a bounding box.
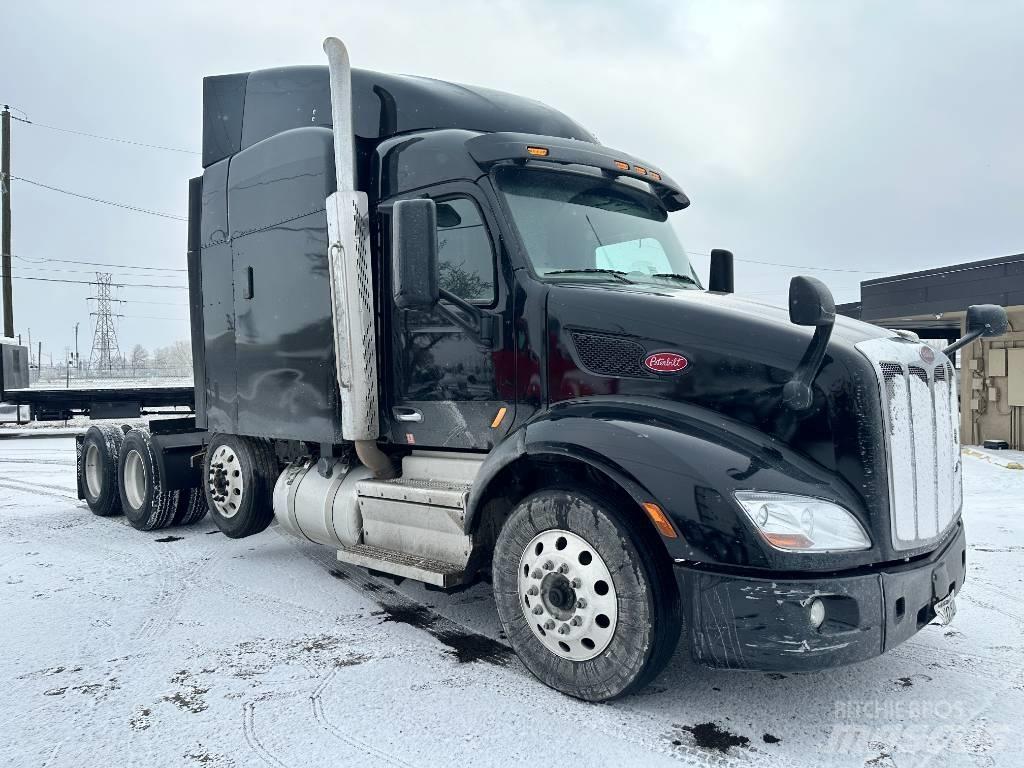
[570,332,650,378]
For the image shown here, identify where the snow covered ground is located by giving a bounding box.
[1,438,1022,768]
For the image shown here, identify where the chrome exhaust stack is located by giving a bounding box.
[322,36,394,478]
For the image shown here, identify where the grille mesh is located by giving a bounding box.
[570,332,650,378]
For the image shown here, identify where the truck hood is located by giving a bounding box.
[544,281,894,501]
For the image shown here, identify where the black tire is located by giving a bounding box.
[80,424,125,517]
[492,488,681,702]
[172,488,209,526]
[202,434,277,539]
[118,428,180,531]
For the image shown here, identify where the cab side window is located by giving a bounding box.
[435,196,495,304]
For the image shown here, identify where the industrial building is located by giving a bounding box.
[838,253,1024,448]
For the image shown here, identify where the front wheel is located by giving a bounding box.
[492,489,681,702]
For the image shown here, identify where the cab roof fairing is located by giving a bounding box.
[465,132,691,212]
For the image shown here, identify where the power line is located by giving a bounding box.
[10,115,199,155]
[12,176,188,221]
[13,259,185,281]
[105,298,189,306]
[1,104,29,120]
[685,249,883,275]
[14,253,187,272]
[9,274,187,289]
[121,314,190,321]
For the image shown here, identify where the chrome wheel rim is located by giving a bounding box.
[208,445,243,518]
[84,443,102,499]
[123,449,147,510]
[518,529,618,661]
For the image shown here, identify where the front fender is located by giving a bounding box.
[472,396,879,572]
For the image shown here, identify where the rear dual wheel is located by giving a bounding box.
[118,428,207,531]
[81,424,126,517]
[492,489,681,702]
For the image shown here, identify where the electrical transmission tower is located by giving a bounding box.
[88,272,123,371]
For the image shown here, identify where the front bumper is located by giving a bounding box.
[675,522,966,671]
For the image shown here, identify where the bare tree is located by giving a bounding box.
[130,345,150,376]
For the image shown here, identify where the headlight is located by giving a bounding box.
[733,492,871,552]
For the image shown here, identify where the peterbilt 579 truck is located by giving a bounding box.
[0,37,1009,702]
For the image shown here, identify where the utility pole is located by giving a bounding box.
[1,105,13,338]
[74,322,80,369]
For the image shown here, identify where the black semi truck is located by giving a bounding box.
[0,37,1009,701]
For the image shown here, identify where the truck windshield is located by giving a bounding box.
[495,166,700,289]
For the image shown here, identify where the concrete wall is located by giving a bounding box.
[959,306,1024,447]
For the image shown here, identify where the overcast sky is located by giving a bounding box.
[2,0,1022,359]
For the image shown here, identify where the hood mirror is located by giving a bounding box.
[788,275,836,327]
[943,304,1009,356]
[784,276,836,411]
[966,303,1009,338]
[708,249,734,294]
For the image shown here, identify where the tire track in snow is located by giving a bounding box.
[310,666,419,768]
[243,700,292,768]
[130,538,219,642]
[0,477,78,502]
[279,530,756,768]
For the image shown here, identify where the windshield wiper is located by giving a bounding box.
[543,268,632,283]
[649,272,699,287]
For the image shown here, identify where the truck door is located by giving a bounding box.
[386,184,514,450]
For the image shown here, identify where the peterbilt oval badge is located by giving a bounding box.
[920,346,935,364]
[643,351,689,374]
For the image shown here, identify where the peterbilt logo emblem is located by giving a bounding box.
[643,352,689,374]
[920,346,936,364]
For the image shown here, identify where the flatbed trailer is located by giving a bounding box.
[2,385,194,421]
[1,339,194,421]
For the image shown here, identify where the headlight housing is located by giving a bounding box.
[733,492,871,552]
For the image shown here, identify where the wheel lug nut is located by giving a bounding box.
[543,561,554,571]
[571,578,581,588]
[532,605,544,615]
[544,620,555,630]
[531,569,542,579]
[576,598,587,609]
[570,616,583,626]
[527,586,539,596]
[557,624,570,635]
[557,564,569,574]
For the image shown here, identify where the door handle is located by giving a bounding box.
[393,407,423,423]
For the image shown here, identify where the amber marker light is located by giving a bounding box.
[763,532,814,549]
[642,502,678,539]
[490,407,508,428]
[526,146,549,157]
[634,165,648,175]
[613,160,630,171]
[648,170,662,181]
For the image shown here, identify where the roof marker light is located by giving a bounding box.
[634,165,648,176]
[613,160,630,171]
[526,146,549,157]
[648,170,662,181]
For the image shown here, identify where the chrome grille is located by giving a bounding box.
[857,338,962,551]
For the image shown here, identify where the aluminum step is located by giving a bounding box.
[356,477,470,509]
[336,543,465,588]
